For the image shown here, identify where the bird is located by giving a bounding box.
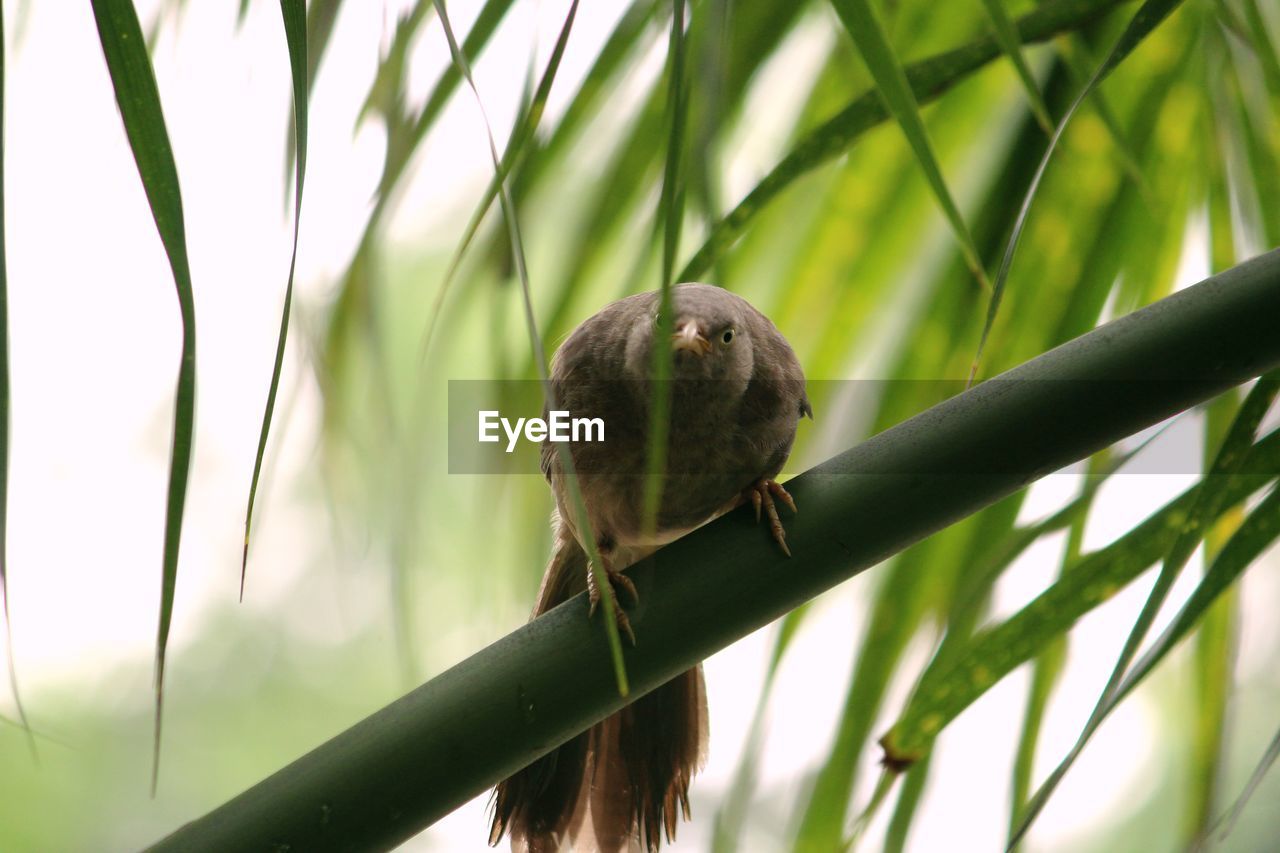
[489,283,811,852]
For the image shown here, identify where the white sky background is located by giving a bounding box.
[0,1,1277,851]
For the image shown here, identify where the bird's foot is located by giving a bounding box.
[587,563,637,645]
[744,478,797,556]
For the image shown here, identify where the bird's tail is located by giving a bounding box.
[489,533,708,853]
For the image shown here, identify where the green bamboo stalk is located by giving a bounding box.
[149,249,1280,853]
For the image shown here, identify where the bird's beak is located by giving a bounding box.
[671,320,711,355]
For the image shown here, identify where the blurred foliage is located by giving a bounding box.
[2,0,1280,850]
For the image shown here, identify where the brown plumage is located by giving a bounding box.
[490,284,810,852]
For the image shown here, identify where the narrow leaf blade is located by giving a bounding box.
[1009,371,1278,844]
[90,0,199,793]
[642,0,688,538]
[0,0,34,758]
[1213,720,1280,841]
[676,0,1131,283]
[241,0,309,598]
[829,0,991,292]
[417,0,581,362]
[970,0,1185,382]
[880,427,1280,768]
[977,0,1053,133]
[430,0,629,693]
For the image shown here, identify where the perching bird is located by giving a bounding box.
[489,283,811,852]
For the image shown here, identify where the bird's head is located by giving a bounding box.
[627,284,754,387]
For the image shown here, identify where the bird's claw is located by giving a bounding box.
[587,565,637,645]
[744,478,796,556]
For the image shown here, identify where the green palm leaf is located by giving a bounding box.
[90,0,198,793]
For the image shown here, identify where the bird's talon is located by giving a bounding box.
[611,570,638,605]
[592,594,635,645]
[743,478,797,556]
[770,481,798,514]
[587,566,638,643]
[616,611,636,646]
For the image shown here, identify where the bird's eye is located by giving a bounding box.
[721,328,735,344]
[653,313,662,328]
